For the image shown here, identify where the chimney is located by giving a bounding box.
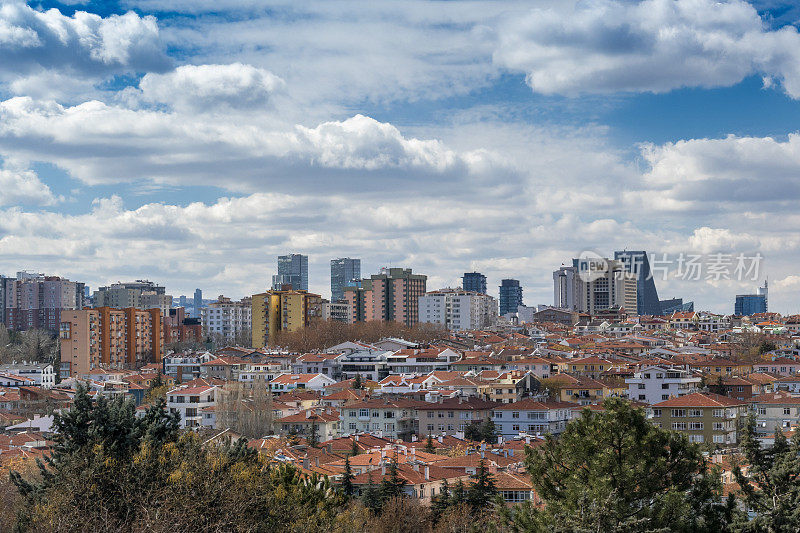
[302,454,309,470]
[424,465,430,480]
[438,435,443,443]
[315,457,319,467]
[382,465,386,476]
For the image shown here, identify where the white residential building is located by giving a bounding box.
[269,373,337,393]
[340,398,424,440]
[385,346,461,374]
[167,384,218,429]
[492,399,576,438]
[0,362,56,388]
[419,289,497,331]
[626,365,701,404]
[201,295,252,341]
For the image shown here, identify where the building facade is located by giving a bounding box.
[251,288,322,348]
[201,295,252,341]
[93,280,172,316]
[419,289,497,331]
[272,253,308,291]
[462,272,487,294]
[493,399,576,438]
[651,392,748,445]
[321,301,351,323]
[343,267,427,327]
[499,279,523,316]
[614,250,662,315]
[330,257,361,302]
[626,365,702,404]
[4,272,85,332]
[59,307,164,377]
[735,282,768,316]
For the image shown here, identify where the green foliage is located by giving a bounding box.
[734,415,800,531]
[758,341,778,355]
[341,456,355,498]
[521,398,736,532]
[465,419,497,444]
[362,472,383,514]
[467,459,498,510]
[424,434,436,454]
[10,385,344,533]
[353,374,363,390]
[350,438,360,457]
[380,458,407,501]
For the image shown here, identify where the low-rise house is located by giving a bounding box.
[416,397,499,437]
[349,461,469,503]
[750,392,800,439]
[707,376,756,400]
[167,384,218,430]
[269,373,336,393]
[164,351,213,382]
[509,357,554,379]
[320,389,369,409]
[0,373,35,388]
[276,408,341,441]
[753,357,800,376]
[478,371,538,404]
[0,363,55,389]
[492,398,576,438]
[339,350,393,381]
[651,392,748,445]
[385,347,461,374]
[292,352,346,379]
[688,358,752,378]
[545,374,614,406]
[563,357,619,379]
[626,365,701,404]
[201,356,247,380]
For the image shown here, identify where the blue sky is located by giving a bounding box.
[2,0,800,314]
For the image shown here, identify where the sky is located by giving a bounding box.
[1,0,800,314]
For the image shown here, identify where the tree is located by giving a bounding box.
[466,459,497,510]
[350,437,360,457]
[430,478,451,523]
[424,434,436,454]
[380,458,407,502]
[308,421,319,447]
[341,456,355,498]
[465,419,496,444]
[362,472,383,514]
[734,415,800,531]
[353,373,363,390]
[758,341,778,355]
[521,398,736,532]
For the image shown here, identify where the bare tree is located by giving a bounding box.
[215,378,273,438]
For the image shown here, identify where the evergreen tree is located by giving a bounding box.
[734,415,800,531]
[362,472,383,514]
[481,419,497,444]
[350,437,360,457]
[464,420,482,442]
[522,398,736,532]
[380,457,407,501]
[424,434,436,454]
[430,478,451,523]
[467,458,498,510]
[307,421,319,447]
[353,374,363,390]
[341,456,355,498]
[451,479,467,506]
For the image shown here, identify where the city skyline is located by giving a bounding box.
[0,1,798,314]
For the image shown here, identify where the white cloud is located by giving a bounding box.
[494,0,800,98]
[0,2,169,78]
[135,63,285,111]
[0,165,58,206]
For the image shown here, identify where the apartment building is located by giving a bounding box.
[0,362,55,389]
[251,288,322,348]
[341,398,425,439]
[651,392,748,445]
[93,280,172,316]
[268,373,336,393]
[201,295,252,341]
[385,346,461,374]
[626,365,702,404]
[276,408,341,441]
[416,397,498,437]
[343,268,427,327]
[554,259,637,315]
[3,272,85,332]
[292,352,346,379]
[59,307,164,377]
[750,392,800,438]
[492,399,577,437]
[167,384,218,429]
[419,289,497,331]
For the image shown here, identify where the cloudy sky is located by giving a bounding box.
[1,0,799,313]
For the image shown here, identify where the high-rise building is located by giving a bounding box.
[59,307,163,377]
[330,258,361,302]
[576,258,637,315]
[499,279,523,316]
[272,253,308,291]
[735,281,768,316]
[201,295,252,342]
[419,288,497,331]
[0,274,8,326]
[93,280,172,316]
[343,267,427,326]
[251,288,321,348]
[4,272,85,332]
[462,272,487,294]
[553,266,578,310]
[614,251,661,315]
[660,298,694,315]
[193,288,203,318]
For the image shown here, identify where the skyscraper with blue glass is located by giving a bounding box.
[462,272,487,294]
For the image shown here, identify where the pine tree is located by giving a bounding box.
[424,434,436,454]
[734,415,800,531]
[380,458,407,501]
[307,421,319,447]
[341,456,355,498]
[467,458,498,510]
[481,419,497,444]
[430,478,451,523]
[451,479,467,506]
[362,472,383,514]
[350,437,360,457]
[353,374,363,390]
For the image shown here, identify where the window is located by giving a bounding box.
[672,422,687,430]
[639,394,646,400]
[671,409,686,417]
[713,409,724,418]
[713,422,725,431]
[448,411,454,418]
[689,422,704,430]
[349,411,357,417]
[512,424,520,431]
[359,409,369,417]
[784,408,792,415]
[689,435,704,443]
[652,409,661,417]
[713,435,724,443]
[758,407,766,415]
[661,384,669,390]
[688,409,702,417]
[427,424,434,431]
[661,395,669,400]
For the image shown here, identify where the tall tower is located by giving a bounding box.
[330,258,361,302]
[614,251,661,315]
[272,253,308,291]
[499,279,523,316]
[193,288,202,319]
[462,272,487,294]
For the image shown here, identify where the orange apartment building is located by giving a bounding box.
[59,307,164,377]
[343,267,427,326]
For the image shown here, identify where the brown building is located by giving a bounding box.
[59,307,164,377]
[3,272,85,332]
[165,307,202,344]
[651,392,748,446]
[344,267,427,326]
